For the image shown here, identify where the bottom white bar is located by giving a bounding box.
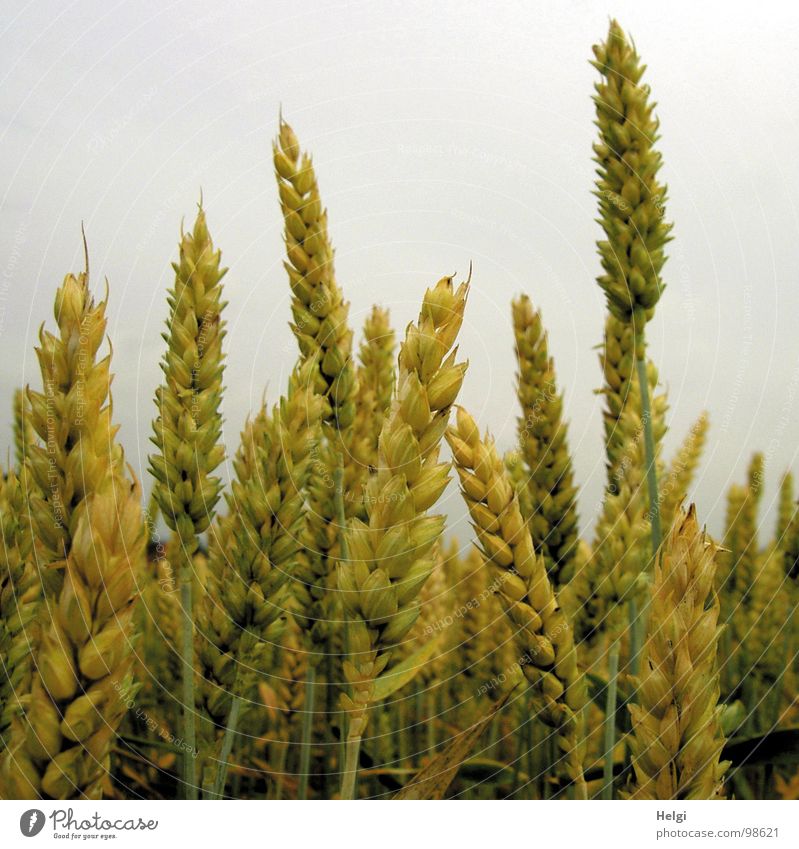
[1,800,794,849]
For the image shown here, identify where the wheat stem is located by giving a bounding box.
[636,353,662,555]
[297,666,317,799]
[210,694,242,798]
[341,733,361,800]
[180,558,197,799]
[602,638,620,800]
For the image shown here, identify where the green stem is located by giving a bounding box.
[297,665,316,800]
[334,456,349,560]
[602,638,620,800]
[341,731,362,800]
[635,354,662,555]
[335,455,364,800]
[210,694,242,798]
[180,557,197,800]
[426,690,436,757]
[629,597,642,676]
[272,739,289,800]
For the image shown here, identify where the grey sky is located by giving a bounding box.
[1,0,798,542]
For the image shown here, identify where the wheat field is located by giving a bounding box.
[0,19,797,802]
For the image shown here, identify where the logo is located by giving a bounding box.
[19,809,45,837]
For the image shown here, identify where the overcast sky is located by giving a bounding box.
[1,0,797,541]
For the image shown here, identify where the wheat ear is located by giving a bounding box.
[629,505,728,799]
[660,411,709,532]
[0,468,39,745]
[776,472,795,548]
[1,270,145,799]
[195,361,322,794]
[351,306,397,518]
[512,295,579,585]
[337,274,468,798]
[446,406,587,798]
[593,19,673,559]
[148,206,227,798]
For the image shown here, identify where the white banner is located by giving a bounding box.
[0,800,795,849]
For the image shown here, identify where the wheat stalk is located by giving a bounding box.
[1,269,145,799]
[148,206,227,798]
[337,274,468,797]
[629,505,728,799]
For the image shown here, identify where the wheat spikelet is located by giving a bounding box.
[660,411,709,531]
[447,407,587,797]
[512,295,579,585]
[337,275,468,756]
[504,449,534,523]
[629,505,728,799]
[11,388,34,473]
[593,19,672,357]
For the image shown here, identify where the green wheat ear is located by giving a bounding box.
[592,18,673,358]
[148,205,228,799]
[511,294,579,586]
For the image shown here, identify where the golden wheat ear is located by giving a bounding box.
[512,294,579,586]
[446,405,587,799]
[337,274,469,798]
[1,267,145,800]
[629,505,729,799]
